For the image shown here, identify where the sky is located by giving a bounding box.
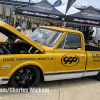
[14,0,100,8]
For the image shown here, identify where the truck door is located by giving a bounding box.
[54,33,86,80]
[84,51,100,76]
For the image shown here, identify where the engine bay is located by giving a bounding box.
[0,36,40,55]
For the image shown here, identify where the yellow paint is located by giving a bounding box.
[0,21,100,79]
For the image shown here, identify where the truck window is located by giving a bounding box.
[58,33,81,49]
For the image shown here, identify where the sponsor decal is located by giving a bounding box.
[37,57,54,60]
[92,54,100,58]
[81,10,100,19]
[73,18,99,25]
[3,57,54,61]
[22,11,59,19]
[2,64,10,69]
[92,54,100,62]
[33,6,52,11]
[61,54,79,67]
[33,3,52,11]
[54,0,62,7]
[62,18,65,21]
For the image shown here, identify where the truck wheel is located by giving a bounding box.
[10,65,40,88]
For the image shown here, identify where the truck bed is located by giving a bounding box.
[85,44,100,51]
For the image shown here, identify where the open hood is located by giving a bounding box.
[0,21,44,53]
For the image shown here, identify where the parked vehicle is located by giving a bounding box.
[0,21,100,88]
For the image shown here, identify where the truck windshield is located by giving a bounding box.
[28,28,63,47]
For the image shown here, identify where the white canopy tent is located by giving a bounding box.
[55,5,80,15]
[55,5,81,27]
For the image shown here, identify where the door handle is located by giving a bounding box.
[79,55,84,57]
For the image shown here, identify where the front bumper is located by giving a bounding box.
[0,77,10,85]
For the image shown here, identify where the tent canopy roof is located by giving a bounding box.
[16,0,65,21]
[66,6,100,26]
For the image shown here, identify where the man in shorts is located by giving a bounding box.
[22,22,26,33]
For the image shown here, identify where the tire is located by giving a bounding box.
[96,72,100,81]
[9,65,40,88]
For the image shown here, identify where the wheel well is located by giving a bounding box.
[33,65,44,81]
[22,65,44,80]
[8,65,44,85]
[26,65,44,80]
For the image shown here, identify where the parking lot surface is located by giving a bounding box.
[0,77,100,100]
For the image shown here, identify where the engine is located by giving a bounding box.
[0,37,39,55]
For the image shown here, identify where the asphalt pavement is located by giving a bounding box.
[0,77,100,100]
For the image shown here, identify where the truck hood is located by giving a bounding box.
[0,21,44,53]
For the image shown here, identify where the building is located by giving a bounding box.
[0,1,51,29]
[0,0,35,29]
[0,0,34,9]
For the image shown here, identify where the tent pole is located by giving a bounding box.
[14,14,17,28]
[62,21,66,28]
[62,21,64,28]
[62,0,77,28]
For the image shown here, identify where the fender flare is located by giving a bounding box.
[8,62,44,77]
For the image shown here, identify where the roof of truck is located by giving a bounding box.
[39,26,83,34]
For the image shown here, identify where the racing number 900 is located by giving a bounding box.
[61,55,80,67]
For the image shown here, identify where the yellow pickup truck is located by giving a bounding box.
[0,21,100,88]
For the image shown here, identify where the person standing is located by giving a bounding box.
[31,22,37,32]
[29,21,32,32]
[16,24,21,32]
[16,21,19,28]
[22,22,26,33]
[0,17,4,22]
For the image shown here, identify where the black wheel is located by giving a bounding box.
[10,65,40,88]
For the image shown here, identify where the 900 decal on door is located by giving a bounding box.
[61,54,80,67]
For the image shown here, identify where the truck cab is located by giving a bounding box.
[0,21,100,88]
[42,26,100,81]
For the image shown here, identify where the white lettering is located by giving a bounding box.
[73,18,99,24]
